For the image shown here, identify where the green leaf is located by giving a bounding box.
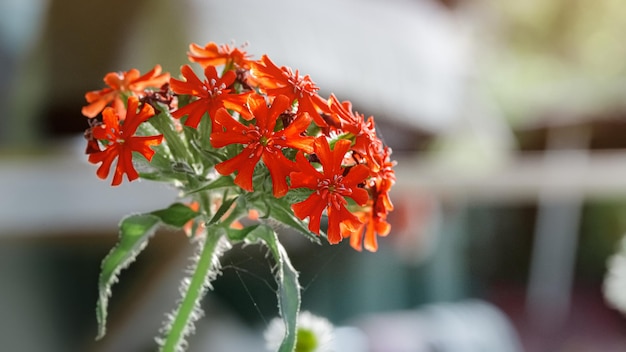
[186,176,235,195]
[266,198,321,244]
[151,203,199,228]
[96,214,161,340]
[219,196,249,229]
[207,196,238,226]
[248,226,301,352]
[226,225,260,242]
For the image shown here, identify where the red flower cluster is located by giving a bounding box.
[82,42,395,251]
[81,65,167,186]
[86,96,163,186]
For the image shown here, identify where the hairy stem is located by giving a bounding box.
[160,229,223,352]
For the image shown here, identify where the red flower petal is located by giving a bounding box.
[292,193,326,234]
[215,146,262,192]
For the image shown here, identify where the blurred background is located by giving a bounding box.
[2,0,626,351]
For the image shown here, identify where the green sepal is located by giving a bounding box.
[247,226,301,352]
[96,214,161,340]
[150,203,199,228]
[188,137,224,166]
[282,187,315,204]
[150,104,194,164]
[175,94,192,110]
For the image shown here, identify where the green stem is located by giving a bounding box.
[160,229,223,352]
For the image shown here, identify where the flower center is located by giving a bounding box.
[287,70,317,97]
[205,79,226,98]
[317,174,348,196]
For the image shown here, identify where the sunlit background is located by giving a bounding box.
[2,0,626,351]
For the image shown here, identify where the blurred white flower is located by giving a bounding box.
[603,235,626,314]
[264,311,334,352]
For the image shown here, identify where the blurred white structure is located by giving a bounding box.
[175,0,471,133]
[355,300,523,352]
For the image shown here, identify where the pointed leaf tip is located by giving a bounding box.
[151,203,199,228]
[249,227,301,352]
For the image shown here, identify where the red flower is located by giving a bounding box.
[211,94,314,197]
[170,64,250,128]
[250,55,331,127]
[328,94,384,172]
[344,146,396,251]
[187,42,251,69]
[372,146,396,213]
[345,208,391,252]
[82,65,170,118]
[88,96,163,186]
[290,138,370,244]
